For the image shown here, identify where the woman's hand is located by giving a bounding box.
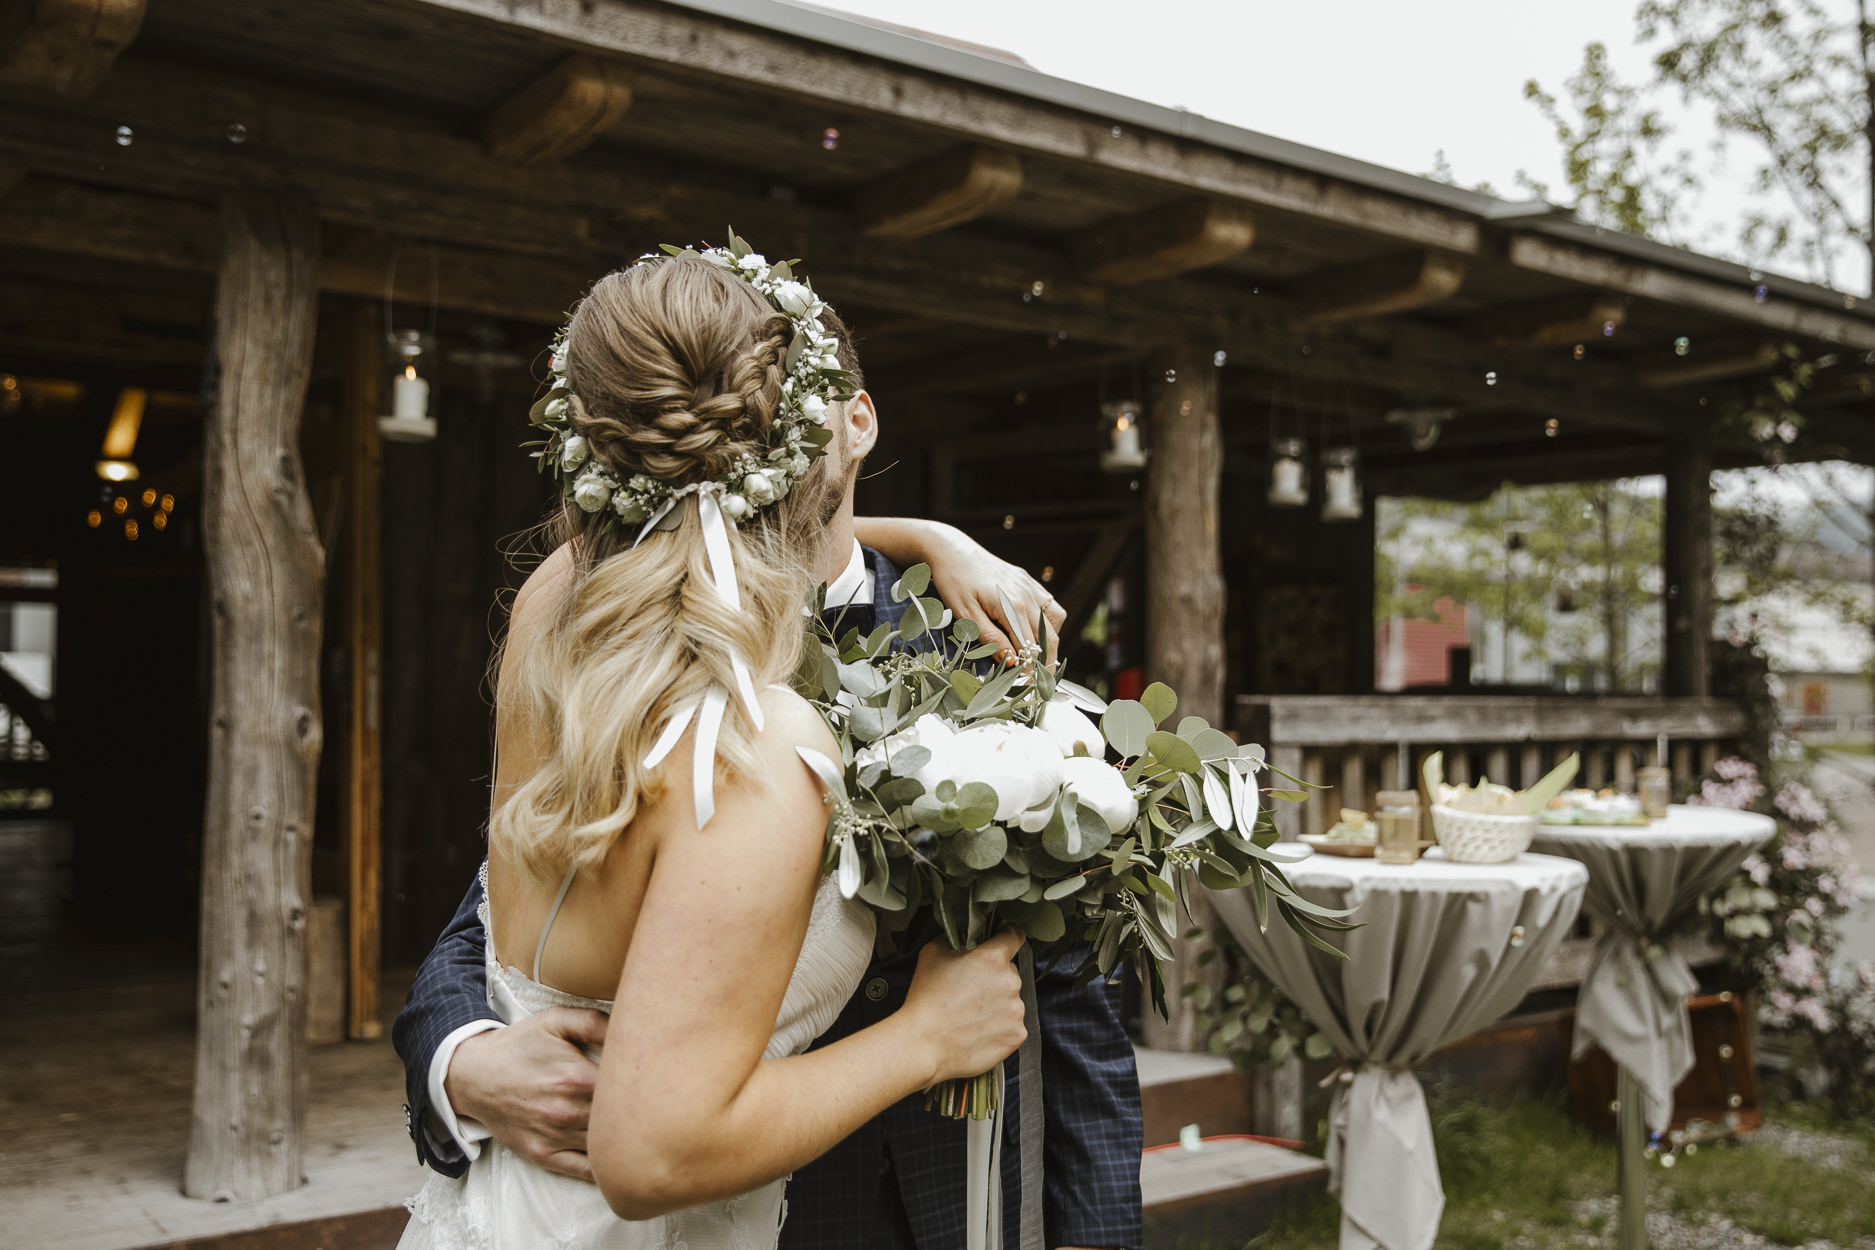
[899,928,1029,1084]
[852,518,1064,666]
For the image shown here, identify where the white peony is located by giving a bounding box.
[571,472,612,513]
[721,494,753,521]
[856,714,958,791]
[772,281,819,317]
[1059,756,1139,835]
[544,396,568,421]
[558,433,589,472]
[1039,697,1104,758]
[800,394,829,424]
[946,721,1064,824]
[701,249,736,268]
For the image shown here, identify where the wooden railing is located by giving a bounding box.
[0,662,52,794]
[1235,695,1746,840]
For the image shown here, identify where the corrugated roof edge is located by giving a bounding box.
[662,0,1872,323]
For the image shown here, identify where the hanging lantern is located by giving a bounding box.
[1321,446,1361,522]
[1268,436,1308,508]
[379,329,437,443]
[1099,399,1147,472]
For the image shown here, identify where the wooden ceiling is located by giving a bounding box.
[1,0,1871,491]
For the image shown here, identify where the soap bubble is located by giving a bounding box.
[1544,419,1559,438]
[1674,337,1690,356]
[227,122,247,144]
[1753,285,1769,303]
[1572,344,1585,360]
[821,128,839,150]
[1602,320,1616,337]
[1485,371,1498,385]
[114,125,133,146]
[1110,125,1122,138]
[1164,369,1177,383]
[1213,350,1227,367]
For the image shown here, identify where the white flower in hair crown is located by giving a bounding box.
[527,230,857,536]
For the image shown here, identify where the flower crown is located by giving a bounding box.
[527,230,857,538]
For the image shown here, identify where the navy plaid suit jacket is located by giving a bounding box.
[392,548,1143,1249]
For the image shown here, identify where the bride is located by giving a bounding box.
[399,248,1029,1250]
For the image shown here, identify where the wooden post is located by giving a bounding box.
[1141,345,1224,1052]
[1664,435,1714,698]
[342,306,385,1041]
[185,190,324,1202]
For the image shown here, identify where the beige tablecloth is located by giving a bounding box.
[1531,805,1775,1133]
[1210,848,1588,1250]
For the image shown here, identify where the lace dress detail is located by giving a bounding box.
[400,869,875,1250]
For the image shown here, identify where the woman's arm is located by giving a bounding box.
[853,517,1065,665]
[587,692,1027,1220]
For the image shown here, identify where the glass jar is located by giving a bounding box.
[1375,789,1422,864]
[1638,766,1672,819]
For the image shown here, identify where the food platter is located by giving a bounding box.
[1300,832,1376,858]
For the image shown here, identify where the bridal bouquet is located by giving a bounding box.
[794,564,1353,1119]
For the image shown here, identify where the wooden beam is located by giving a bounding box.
[1637,337,1781,388]
[483,53,634,165]
[185,188,325,1203]
[340,305,385,1042]
[1467,290,1627,349]
[1056,520,1137,644]
[854,145,1023,240]
[1072,197,1254,285]
[1663,434,1714,698]
[1139,345,1224,1052]
[1293,251,1467,324]
[0,0,144,99]
[1507,231,1875,351]
[408,0,1482,255]
[0,156,22,202]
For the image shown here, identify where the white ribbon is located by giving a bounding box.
[964,1062,1006,1250]
[632,485,766,831]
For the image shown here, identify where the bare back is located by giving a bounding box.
[485,544,836,1003]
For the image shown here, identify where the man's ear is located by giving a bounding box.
[844,389,879,459]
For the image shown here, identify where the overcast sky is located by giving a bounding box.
[815,0,1869,294]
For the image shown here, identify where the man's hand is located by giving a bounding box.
[445,1007,608,1180]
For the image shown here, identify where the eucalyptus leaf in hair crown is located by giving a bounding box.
[527,229,857,538]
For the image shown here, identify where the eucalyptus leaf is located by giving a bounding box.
[952,823,1007,871]
[1193,728,1239,762]
[1055,677,1109,714]
[974,868,1032,903]
[885,745,932,777]
[954,781,1000,829]
[1021,899,1066,942]
[836,662,887,698]
[1140,682,1177,725]
[1146,730,1202,775]
[1100,700,1154,759]
[1202,768,1234,832]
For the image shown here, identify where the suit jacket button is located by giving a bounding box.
[864,977,889,1002]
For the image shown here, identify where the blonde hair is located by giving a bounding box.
[492,256,853,874]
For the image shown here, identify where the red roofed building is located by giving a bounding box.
[1377,596,1470,690]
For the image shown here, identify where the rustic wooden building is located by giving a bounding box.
[2,0,1871,1203]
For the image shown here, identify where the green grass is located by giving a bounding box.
[1225,1089,1875,1249]
[1809,739,1875,757]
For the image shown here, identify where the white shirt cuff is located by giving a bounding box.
[426,1019,506,1162]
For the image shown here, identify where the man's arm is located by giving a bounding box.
[392,867,505,1176]
[393,864,612,1180]
[1034,942,1144,1250]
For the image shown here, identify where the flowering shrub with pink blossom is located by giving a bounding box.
[1693,757,1875,1113]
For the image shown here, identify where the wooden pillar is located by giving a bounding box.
[1141,345,1224,1052]
[1664,436,1714,697]
[342,307,385,1041]
[185,190,324,1202]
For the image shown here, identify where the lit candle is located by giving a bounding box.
[1269,456,1306,506]
[1324,466,1358,516]
[1111,415,1141,459]
[393,365,429,420]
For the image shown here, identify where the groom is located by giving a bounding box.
[393,316,1143,1250]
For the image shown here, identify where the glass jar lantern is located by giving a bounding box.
[379,329,438,443]
[1099,400,1147,472]
[1321,446,1362,522]
[1268,437,1308,508]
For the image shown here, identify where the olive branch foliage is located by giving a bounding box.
[792,563,1354,1020]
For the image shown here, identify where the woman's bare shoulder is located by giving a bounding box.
[511,544,578,634]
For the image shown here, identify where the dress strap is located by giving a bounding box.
[532,865,579,984]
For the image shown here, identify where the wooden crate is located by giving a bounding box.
[1568,991,1761,1138]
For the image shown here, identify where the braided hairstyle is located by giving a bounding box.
[493,254,863,874]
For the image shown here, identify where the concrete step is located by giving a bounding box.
[1141,1137,1330,1247]
[1135,1046,1326,1246]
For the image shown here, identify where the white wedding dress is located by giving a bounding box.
[400,852,876,1250]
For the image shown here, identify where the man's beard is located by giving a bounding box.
[812,433,860,526]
